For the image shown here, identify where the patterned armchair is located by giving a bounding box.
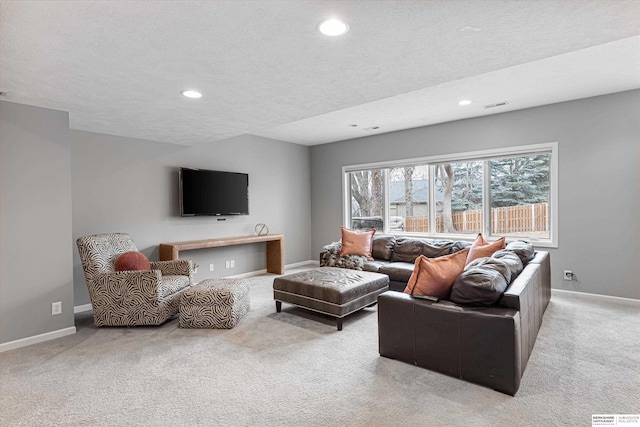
[76,233,194,327]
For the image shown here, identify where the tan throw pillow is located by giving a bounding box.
[466,233,505,265]
[403,248,469,299]
[340,227,376,260]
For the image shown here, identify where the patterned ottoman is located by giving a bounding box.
[179,278,250,329]
[273,267,389,330]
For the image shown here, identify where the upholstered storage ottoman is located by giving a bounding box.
[179,278,250,329]
[273,267,389,330]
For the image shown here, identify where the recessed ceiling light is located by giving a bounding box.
[182,90,202,99]
[318,18,349,36]
[458,99,472,106]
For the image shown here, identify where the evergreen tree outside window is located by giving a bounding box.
[490,154,551,239]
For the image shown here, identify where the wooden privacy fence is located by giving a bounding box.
[405,202,549,234]
[492,203,549,234]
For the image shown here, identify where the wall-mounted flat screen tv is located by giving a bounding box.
[179,168,249,216]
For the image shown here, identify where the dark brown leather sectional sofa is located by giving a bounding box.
[320,235,471,291]
[320,235,551,395]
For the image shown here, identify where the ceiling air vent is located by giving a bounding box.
[483,101,509,109]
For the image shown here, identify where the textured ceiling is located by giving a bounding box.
[1,1,639,146]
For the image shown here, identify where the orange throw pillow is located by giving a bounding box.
[115,251,151,272]
[466,233,505,265]
[340,227,376,260]
[403,248,469,300]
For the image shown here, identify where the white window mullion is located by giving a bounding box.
[428,165,436,237]
[482,160,491,237]
[342,167,350,228]
[550,147,559,246]
[383,169,390,234]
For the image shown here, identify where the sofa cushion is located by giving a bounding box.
[390,237,455,264]
[403,248,469,299]
[465,256,512,284]
[506,241,535,264]
[390,238,454,262]
[421,240,455,258]
[378,262,415,283]
[491,249,524,280]
[451,241,472,253]
[340,227,375,260]
[159,275,191,298]
[466,233,505,265]
[362,260,391,273]
[371,235,396,261]
[390,238,425,263]
[450,267,509,306]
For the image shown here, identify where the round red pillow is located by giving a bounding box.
[115,251,151,272]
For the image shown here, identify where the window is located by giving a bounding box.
[489,153,551,240]
[347,168,385,231]
[343,143,557,247]
[389,165,428,233]
[435,161,483,235]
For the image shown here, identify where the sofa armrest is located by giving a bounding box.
[378,290,523,395]
[377,291,416,364]
[497,251,550,373]
[91,270,164,303]
[150,260,194,284]
[499,251,550,311]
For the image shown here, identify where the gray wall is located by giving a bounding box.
[2,89,637,346]
[0,101,75,344]
[71,130,312,306]
[310,90,640,300]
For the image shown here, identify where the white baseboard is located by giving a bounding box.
[552,288,640,306]
[0,326,76,353]
[226,269,268,279]
[287,260,320,268]
[225,260,318,279]
[74,303,93,313]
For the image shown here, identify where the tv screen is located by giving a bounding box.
[179,168,249,216]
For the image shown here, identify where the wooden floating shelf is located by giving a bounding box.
[159,234,285,275]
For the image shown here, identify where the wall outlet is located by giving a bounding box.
[230,260,235,268]
[51,301,62,315]
[563,270,573,281]
[209,263,214,272]
[225,261,230,269]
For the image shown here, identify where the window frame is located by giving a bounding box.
[342,142,558,248]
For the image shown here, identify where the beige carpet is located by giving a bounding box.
[1,266,639,426]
